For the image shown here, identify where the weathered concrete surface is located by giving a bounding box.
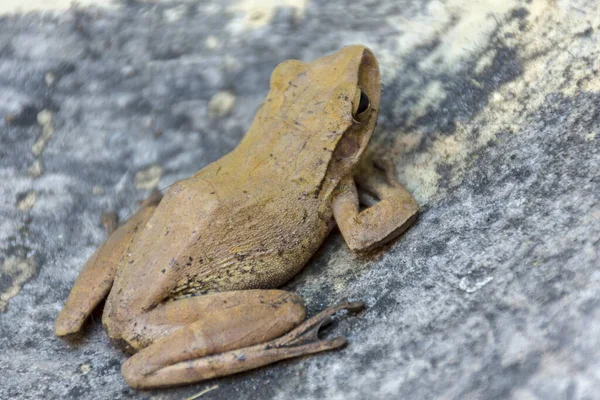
[0,0,599,399]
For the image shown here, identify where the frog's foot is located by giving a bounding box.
[269,300,364,348]
[54,194,162,337]
[332,158,419,252]
[121,298,365,389]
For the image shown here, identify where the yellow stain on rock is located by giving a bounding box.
[0,256,37,312]
[0,0,116,15]
[135,165,163,191]
[385,0,600,206]
[228,0,307,31]
[17,191,37,212]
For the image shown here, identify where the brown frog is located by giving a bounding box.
[54,45,418,389]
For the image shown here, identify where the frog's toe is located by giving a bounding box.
[271,300,366,348]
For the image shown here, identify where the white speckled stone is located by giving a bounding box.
[0,1,598,399]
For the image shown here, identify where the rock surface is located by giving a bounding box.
[0,0,599,399]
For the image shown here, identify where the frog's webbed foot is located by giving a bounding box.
[332,158,419,252]
[54,194,162,337]
[270,299,364,348]
[121,298,364,389]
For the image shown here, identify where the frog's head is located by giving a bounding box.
[269,44,380,136]
[241,46,380,184]
[269,45,379,120]
[253,45,379,151]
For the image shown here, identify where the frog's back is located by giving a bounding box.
[105,166,333,318]
[173,166,334,295]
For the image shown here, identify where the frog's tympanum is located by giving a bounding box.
[55,45,418,389]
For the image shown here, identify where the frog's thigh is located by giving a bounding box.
[54,194,161,336]
[121,291,363,389]
[332,174,418,252]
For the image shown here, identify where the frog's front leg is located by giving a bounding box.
[54,194,162,336]
[118,290,363,389]
[332,161,418,252]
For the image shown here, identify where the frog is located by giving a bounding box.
[54,45,419,389]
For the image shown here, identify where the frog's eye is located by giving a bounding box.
[352,87,371,123]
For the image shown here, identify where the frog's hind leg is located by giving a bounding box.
[120,290,364,389]
[54,194,162,336]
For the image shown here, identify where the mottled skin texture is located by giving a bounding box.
[54,45,418,389]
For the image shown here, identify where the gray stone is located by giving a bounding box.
[0,1,598,399]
